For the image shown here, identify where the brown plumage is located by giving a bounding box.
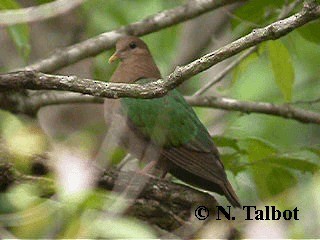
[104,36,241,207]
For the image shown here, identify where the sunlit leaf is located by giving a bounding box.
[267,40,295,101]
[1,114,47,159]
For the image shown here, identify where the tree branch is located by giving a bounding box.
[24,0,242,73]
[185,96,320,124]
[1,2,317,97]
[192,48,256,96]
[0,2,319,124]
[0,0,86,26]
[1,90,320,125]
[193,0,304,96]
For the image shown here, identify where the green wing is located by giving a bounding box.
[121,79,212,150]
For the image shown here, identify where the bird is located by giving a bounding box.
[104,36,241,208]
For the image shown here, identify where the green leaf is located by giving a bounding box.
[266,167,297,196]
[240,137,278,199]
[231,0,285,33]
[267,40,295,101]
[232,51,259,85]
[263,156,319,173]
[241,137,278,162]
[213,136,241,152]
[298,20,320,44]
[220,153,246,175]
[0,0,31,61]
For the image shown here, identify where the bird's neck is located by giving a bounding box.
[110,55,161,83]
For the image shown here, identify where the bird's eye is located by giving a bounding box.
[129,42,137,49]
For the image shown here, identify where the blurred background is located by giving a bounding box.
[0,0,320,238]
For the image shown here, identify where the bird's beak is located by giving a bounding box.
[108,52,119,64]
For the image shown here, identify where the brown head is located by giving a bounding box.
[109,36,161,83]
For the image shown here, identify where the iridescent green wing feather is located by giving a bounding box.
[121,79,213,150]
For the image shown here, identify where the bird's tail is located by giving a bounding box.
[224,180,241,208]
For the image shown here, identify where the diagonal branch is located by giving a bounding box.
[0,2,319,125]
[24,0,243,73]
[193,0,304,96]
[1,2,320,97]
[0,0,86,26]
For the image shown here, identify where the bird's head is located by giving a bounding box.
[109,36,151,63]
[108,36,161,83]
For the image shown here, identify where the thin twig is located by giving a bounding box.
[293,97,320,105]
[193,48,256,96]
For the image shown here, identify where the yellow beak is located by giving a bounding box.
[108,52,119,64]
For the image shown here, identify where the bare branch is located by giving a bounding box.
[2,91,320,125]
[24,0,242,73]
[165,1,320,89]
[0,71,168,99]
[0,3,318,94]
[0,0,86,26]
[185,96,320,125]
[0,2,319,125]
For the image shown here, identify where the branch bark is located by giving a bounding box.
[1,90,320,125]
[1,2,318,97]
[24,0,242,73]
[0,0,86,26]
[185,96,320,124]
[0,2,319,124]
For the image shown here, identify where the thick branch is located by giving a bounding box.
[24,0,242,73]
[0,71,167,98]
[193,0,304,96]
[164,1,320,89]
